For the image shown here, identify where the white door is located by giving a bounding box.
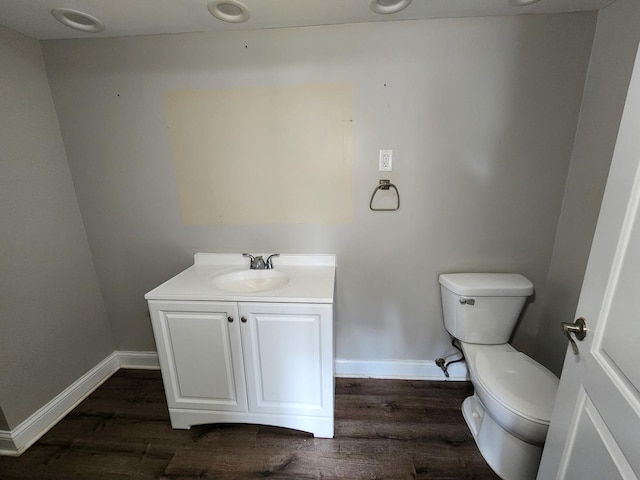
[239,302,334,417]
[537,45,640,479]
[149,301,248,412]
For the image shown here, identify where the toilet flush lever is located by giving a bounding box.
[459,298,476,305]
[561,317,587,355]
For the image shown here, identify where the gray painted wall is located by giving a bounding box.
[0,25,114,429]
[42,13,595,364]
[0,409,8,433]
[535,0,640,376]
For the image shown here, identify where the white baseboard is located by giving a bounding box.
[1,352,463,456]
[116,350,160,370]
[335,358,469,381]
[0,350,159,457]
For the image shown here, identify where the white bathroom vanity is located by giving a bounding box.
[145,253,336,438]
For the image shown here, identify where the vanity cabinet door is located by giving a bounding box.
[149,301,248,412]
[238,302,334,418]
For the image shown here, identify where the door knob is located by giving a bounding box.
[561,317,587,355]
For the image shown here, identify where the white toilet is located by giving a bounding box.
[439,273,559,480]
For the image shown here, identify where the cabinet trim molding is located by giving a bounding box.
[167,408,334,438]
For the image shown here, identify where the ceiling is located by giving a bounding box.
[0,0,615,40]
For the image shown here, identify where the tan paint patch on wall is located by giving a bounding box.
[164,83,354,225]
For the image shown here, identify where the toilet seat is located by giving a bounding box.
[475,350,558,425]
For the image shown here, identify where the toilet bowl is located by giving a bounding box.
[466,343,558,444]
[439,273,559,480]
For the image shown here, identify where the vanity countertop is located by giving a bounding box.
[145,253,336,303]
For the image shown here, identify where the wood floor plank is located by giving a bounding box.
[0,370,499,479]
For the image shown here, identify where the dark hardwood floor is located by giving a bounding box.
[0,369,499,479]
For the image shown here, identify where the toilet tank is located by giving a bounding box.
[439,273,534,344]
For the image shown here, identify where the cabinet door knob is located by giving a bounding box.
[227,316,234,323]
[241,316,247,323]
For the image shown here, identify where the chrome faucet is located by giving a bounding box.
[243,253,265,269]
[243,253,279,270]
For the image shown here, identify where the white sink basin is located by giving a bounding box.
[212,269,290,293]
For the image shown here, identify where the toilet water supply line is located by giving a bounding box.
[435,338,465,378]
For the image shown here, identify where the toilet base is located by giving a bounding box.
[462,394,542,480]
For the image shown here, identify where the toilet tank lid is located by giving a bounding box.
[439,273,534,296]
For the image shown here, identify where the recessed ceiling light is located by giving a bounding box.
[51,8,105,33]
[207,0,251,23]
[369,0,412,15]
[509,0,541,5]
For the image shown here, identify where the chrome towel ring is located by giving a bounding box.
[369,179,400,211]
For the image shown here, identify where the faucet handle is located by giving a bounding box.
[242,253,255,266]
[265,253,280,269]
